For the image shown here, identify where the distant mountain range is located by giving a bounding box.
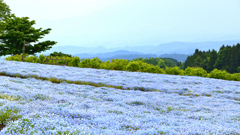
[38,40,240,55]
[1,40,240,62]
[0,50,189,62]
[35,50,188,62]
[72,50,158,61]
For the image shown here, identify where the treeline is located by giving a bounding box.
[184,43,240,73]
[132,57,183,69]
[47,52,182,69]
[4,53,240,81]
[49,51,73,58]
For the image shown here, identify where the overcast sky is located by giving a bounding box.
[3,0,240,48]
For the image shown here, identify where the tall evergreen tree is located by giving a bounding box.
[236,43,240,67]
[183,43,240,73]
[214,45,225,70]
[207,49,217,72]
[229,45,238,73]
[194,56,202,67]
[183,56,192,69]
[222,46,231,71]
[200,51,208,70]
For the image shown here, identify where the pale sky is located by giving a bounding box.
[3,0,240,48]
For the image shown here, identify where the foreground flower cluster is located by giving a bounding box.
[0,60,240,134]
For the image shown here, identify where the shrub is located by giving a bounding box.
[209,69,231,80]
[90,57,102,69]
[80,58,91,68]
[111,59,128,70]
[99,60,111,70]
[126,61,140,72]
[146,66,165,74]
[71,57,80,67]
[24,55,38,63]
[155,66,165,74]
[38,54,46,64]
[4,56,15,61]
[46,56,53,64]
[146,66,157,73]
[193,67,208,77]
[184,67,208,77]
[165,66,184,75]
[5,54,23,61]
[137,61,149,72]
[66,57,73,66]
[229,73,240,81]
[55,56,67,65]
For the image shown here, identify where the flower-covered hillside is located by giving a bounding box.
[0,60,239,134]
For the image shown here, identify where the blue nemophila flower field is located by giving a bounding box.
[0,60,240,134]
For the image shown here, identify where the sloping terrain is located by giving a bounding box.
[0,60,239,134]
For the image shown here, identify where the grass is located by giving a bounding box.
[0,107,22,125]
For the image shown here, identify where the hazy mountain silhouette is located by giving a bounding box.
[1,40,239,62]
[72,50,142,59]
[40,40,240,55]
[72,50,188,62]
[158,53,189,62]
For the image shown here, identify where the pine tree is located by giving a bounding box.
[222,46,231,71]
[229,45,238,73]
[207,49,217,72]
[236,43,240,67]
[183,56,192,69]
[214,45,225,70]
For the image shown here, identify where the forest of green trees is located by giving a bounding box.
[46,46,240,75]
[48,52,181,69]
[132,57,181,69]
[184,43,240,74]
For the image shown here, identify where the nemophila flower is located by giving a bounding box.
[0,60,239,134]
